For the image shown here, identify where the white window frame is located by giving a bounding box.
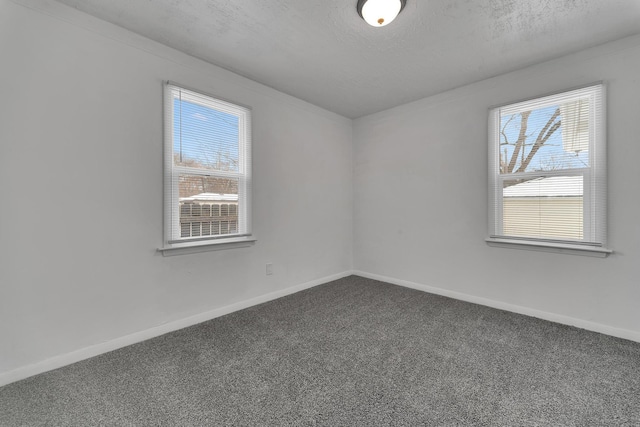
[486,84,611,257]
[160,82,254,256]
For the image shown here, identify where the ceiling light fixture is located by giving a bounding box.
[357,0,407,27]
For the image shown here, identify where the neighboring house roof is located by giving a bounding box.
[180,193,238,202]
[504,176,583,197]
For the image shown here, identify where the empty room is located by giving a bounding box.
[1,0,640,425]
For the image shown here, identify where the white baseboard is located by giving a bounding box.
[353,270,640,344]
[0,271,354,388]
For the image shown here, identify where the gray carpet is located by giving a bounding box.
[1,275,639,426]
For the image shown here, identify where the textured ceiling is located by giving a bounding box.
[54,0,640,118]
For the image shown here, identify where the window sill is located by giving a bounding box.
[159,236,256,257]
[485,237,612,258]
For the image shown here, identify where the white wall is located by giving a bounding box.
[0,0,353,381]
[353,34,640,339]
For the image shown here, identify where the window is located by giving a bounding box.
[162,83,252,253]
[487,84,610,256]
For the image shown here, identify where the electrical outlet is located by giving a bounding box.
[266,263,273,275]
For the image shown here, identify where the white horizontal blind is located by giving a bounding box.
[164,83,252,245]
[488,84,605,246]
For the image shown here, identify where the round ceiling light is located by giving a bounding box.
[357,0,407,27]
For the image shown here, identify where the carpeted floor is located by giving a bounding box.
[1,275,639,426]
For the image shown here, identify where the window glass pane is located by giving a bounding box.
[212,221,220,234]
[499,99,590,175]
[180,222,191,238]
[180,204,191,218]
[502,176,583,240]
[178,175,238,199]
[173,97,240,172]
[178,175,239,237]
[202,222,211,236]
